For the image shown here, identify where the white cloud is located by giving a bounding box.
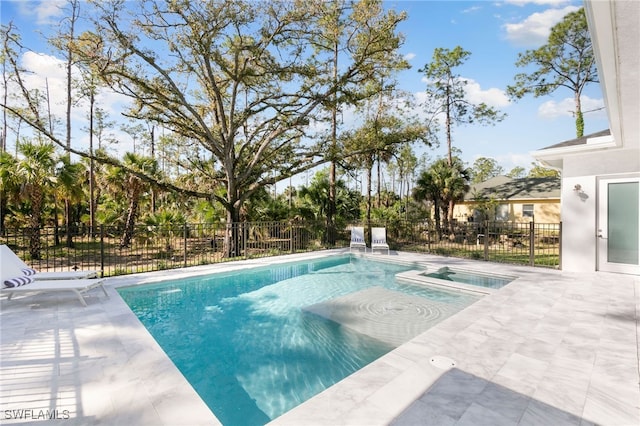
[8,51,131,152]
[20,52,69,118]
[404,52,416,61]
[537,95,606,119]
[415,77,510,120]
[22,51,66,79]
[494,152,533,169]
[462,6,482,14]
[503,5,579,47]
[505,0,572,6]
[17,0,66,26]
[36,0,65,25]
[462,78,511,108]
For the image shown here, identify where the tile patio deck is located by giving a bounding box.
[1,250,638,425]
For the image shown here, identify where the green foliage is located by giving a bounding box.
[296,170,362,227]
[413,157,470,233]
[506,166,526,179]
[470,157,504,184]
[242,188,291,222]
[420,46,506,163]
[528,162,560,178]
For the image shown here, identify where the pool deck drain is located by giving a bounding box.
[303,286,463,347]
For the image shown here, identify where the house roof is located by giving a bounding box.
[539,129,611,150]
[463,176,561,202]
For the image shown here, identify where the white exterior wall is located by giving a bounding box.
[559,148,640,272]
[560,175,597,272]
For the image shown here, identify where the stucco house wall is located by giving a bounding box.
[454,200,560,223]
[558,148,639,272]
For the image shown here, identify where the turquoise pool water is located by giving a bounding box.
[423,267,516,289]
[118,255,479,425]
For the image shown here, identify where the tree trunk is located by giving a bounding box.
[574,94,584,138]
[446,87,453,166]
[448,199,455,235]
[63,1,78,249]
[441,203,450,237]
[326,35,339,246]
[433,198,442,240]
[89,91,96,236]
[29,186,43,260]
[65,199,74,248]
[120,181,141,248]
[224,206,242,258]
[365,157,373,230]
[376,156,382,207]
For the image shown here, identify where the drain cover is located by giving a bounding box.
[430,356,456,369]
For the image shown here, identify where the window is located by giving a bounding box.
[522,204,534,218]
[495,204,509,221]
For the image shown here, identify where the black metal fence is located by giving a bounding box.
[1,220,561,277]
[386,220,561,268]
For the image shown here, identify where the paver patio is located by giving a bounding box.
[1,250,638,425]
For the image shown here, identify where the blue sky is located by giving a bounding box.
[1,0,608,177]
[392,0,607,172]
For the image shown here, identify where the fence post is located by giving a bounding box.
[100,225,105,278]
[483,221,489,261]
[558,221,562,270]
[529,220,535,267]
[243,223,248,259]
[183,223,188,267]
[289,220,294,254]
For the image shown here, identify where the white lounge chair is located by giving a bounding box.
[1,254,108,307]
[349,226,367,252]
[371,227,390,254]
[2,279,109,307]
[0,244,98,280]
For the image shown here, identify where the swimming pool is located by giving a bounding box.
[118,255,480,425]
[423,266,517,289]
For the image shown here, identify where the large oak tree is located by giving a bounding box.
[2,0,408,257]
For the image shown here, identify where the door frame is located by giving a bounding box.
[597,175,640,274]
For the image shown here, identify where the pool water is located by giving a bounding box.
[423,266,516,289]
[118,255,479,425]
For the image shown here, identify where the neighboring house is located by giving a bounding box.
[454,175,560,223]
[533,0,639,275]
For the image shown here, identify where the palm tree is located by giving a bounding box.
[297,170,361,235]
[413,169,441,237]
[1,141,57,259]
[55,156,85,247]
[120,153,158,248]
[413,157,470,238]
[440,158,470,234]
[0,150,20,230]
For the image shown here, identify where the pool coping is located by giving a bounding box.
[1,250,639,425]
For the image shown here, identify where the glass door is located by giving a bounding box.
[598,177,640,274]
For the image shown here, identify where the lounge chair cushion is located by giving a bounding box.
[1,245,98,280]
[4,275,33,288]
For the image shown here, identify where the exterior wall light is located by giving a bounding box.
[573,184,588,201]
